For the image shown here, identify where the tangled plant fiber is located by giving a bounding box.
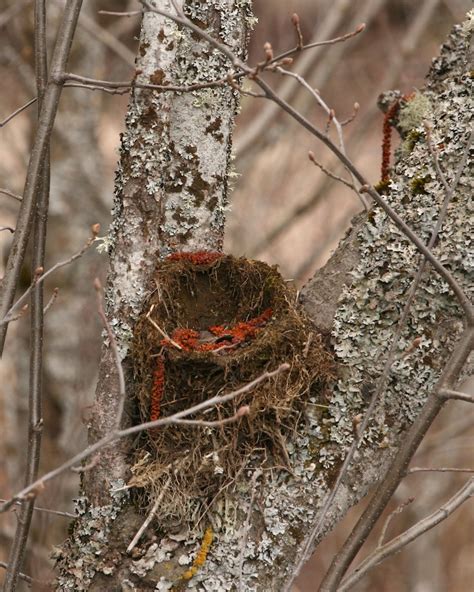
[130,253,334,524]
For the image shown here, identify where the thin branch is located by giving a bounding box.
[43,287,59,315]
[0,188,22,202]
[338,478,474,592]
[0,225,99,327]
[377,497,414,547]
[439,389,474,404]
[0,97,37,128]
[0,0,85,355]
[275,65,367,210]
[170,405,250,427]
[317,326,474,592]
[127,477,171,553]
[98,9,142,17]
[3,1,50,588]
[407,467,474,475]
[308,151,357,191]
[0,499,74,519]
[0,364,290,512]
[63,72,228,93]
[0,226,15,233]
[0,561,36,586]
[269,22,366,66]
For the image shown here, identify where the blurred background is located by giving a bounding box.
[0,0,472,590]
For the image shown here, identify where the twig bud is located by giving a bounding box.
[94,277,102,292]
[356,23,366,33]
[91,223,100,237]
[291,13,300,26]
[264,42,273,61]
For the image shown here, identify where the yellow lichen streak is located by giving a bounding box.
[181,526,214,581]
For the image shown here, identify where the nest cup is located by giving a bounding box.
[130,254,334,524]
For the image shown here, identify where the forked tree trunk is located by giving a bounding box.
[54,4,473,591]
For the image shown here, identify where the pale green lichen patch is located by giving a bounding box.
[398,92,433,135]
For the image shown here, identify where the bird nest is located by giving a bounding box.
[129,253,334,525]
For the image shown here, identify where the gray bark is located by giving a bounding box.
[54,6,473,592]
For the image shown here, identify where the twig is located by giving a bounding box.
[0,97,37,128]
[439,389,474,404]
[0,226,15,233]
[127,477,172,553]
[1,225,100,327]
[377,497,414,547]
[0,364,289,512]
[338,478,474,592]
[0,0,85,354]
[95,279,126,428]
[43,287,59,315]
[146,304,182,350]
[275,66,366,209]
[3,2,51,588]
[0,561,37,586]
[317,326,474,592]
[308,151,357,191]
[0,499,74,519]
[0,188,22,202]
[170,406,250,427]
[98,9,142,17]
[407,467,474,475]
[63,72,228,93]
[270,22,365,65]
[316,124,473,592]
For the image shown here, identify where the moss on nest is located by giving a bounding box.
[129,254,334,525]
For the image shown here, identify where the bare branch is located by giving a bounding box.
[377,497,415,547]
[3,1,51,588]
[98,9,142,17]
[308,151,357,191]
[127,477,171,553]
[0,97,37,128]
[0,364,290,513]
[439,389,474,404]
[407,467,474,475]
[338,478,474,592]
[0,188,22,202]
[1,225,99,327]
[63,72,229,93]
[0,0,85,354]
[0,499,74,519]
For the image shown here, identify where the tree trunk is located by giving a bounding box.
[54,5,473,591]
